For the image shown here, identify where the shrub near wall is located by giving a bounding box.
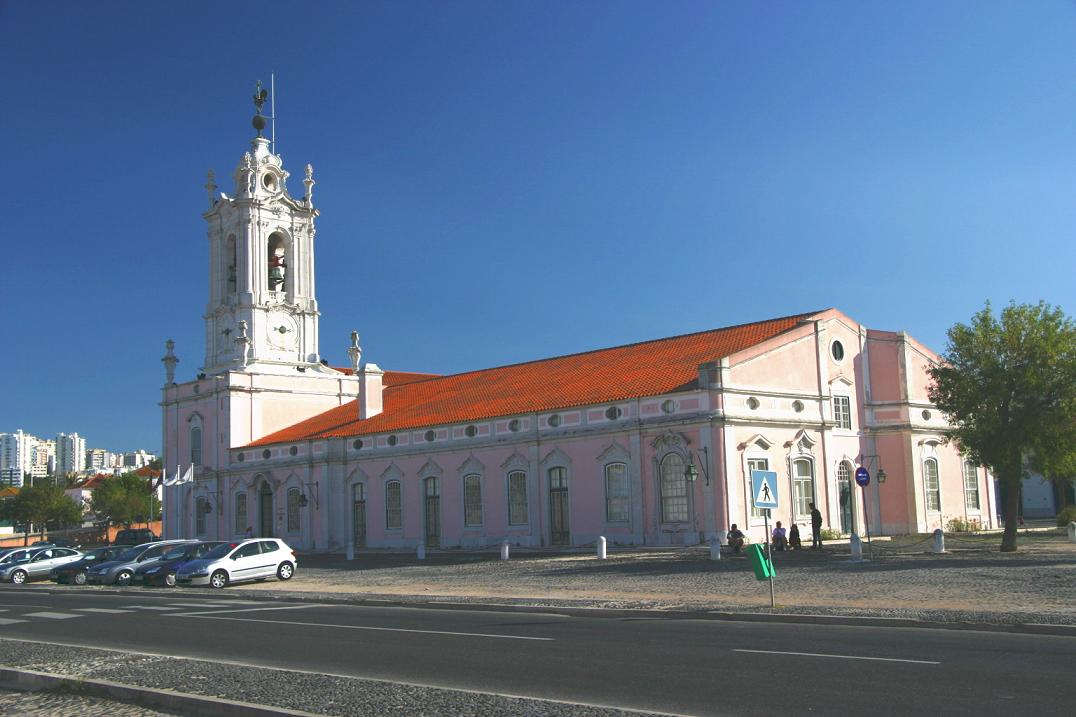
[1056,505,1076,528]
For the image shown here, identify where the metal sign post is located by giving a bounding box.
[751,470,779,608]
[855,466,873,560]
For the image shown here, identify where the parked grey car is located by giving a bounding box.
[0,547,83,584]
[85,540,191,586]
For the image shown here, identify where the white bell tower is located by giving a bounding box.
[202,83,321,375]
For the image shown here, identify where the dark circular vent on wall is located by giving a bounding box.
[465,425,477,438]
[425,430,436,442]
[353,439,363,450]
[262,449,271,459]
[289,446,298,456]
[387,435,398,446]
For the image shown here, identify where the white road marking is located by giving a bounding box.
[173,604,324,616]
[0,618,27,625]
[122,606,180,611]
[171,614,554,641]
[24,612,82,620]
[165,602,236,608]
[732,649,940,664]
[74,608,134,614]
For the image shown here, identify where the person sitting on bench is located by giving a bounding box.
[727,524,746,554]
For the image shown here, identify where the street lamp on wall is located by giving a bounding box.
[298,481,319,509]
[684,447,711,486]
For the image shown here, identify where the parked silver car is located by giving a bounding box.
[85,540,191,586]
[176,538,297,588]
[0,547,83,584]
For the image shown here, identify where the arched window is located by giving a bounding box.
[463,474,482,527]
[924,458,941,512]
[963,460,980,511]
[195,496,207,536]
[286,487,301,532]
[660,453,688,523]
[792,458,815,518]
[507,471,528,525]
[189,417,203,468]
[225,234,237,295]
[234,492,247,535]
[604,463,629,522]
[385,480,402,529]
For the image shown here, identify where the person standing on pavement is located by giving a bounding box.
[809,503,823,549]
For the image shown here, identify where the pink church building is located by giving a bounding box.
[162,101,996,551]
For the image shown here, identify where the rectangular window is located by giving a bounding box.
[963,461,980,511]
[746,458,768,519]
[190,427,203,467]
[463,474,483,527]
[286,489,300,532]
[234,493,247,534]
[604,463,629,522]
[792,459,814,518]
[507,471,528,525]
[385,480,402,529]
[833,396,852,430]
[925,459,941,512]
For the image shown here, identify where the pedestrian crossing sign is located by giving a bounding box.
[751,469,779,509]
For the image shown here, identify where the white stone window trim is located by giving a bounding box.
[919,438,944,514]
[785,431,818,521]
[506,470,529,526]
[381,463,405,531]
[741,435,774,525]
[962,459,982,514]
[462,473,484,528]
[603,462,630,524]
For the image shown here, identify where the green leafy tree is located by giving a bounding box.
[0,484,82,544]
[928,301,1076,551]
[90,472,153,529]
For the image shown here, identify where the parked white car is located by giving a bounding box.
[175,538,297,589]
[0,547,83,584]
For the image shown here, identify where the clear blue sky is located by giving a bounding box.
[2,2,1074,453]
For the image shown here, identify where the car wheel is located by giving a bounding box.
[276,562,294,581]
[10,570,27,585]
[164,572,176,588]
[73,572,87,586]
[115,570,133,586]
[209,570,229,589]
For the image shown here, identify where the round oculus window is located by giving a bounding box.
[262,173,276,190]
[661,399,676,414]
[465,425,477,438]
[922,410,932,421]
[605,406,623,420]
[831,340,845,362]
[508,419,521,432]
[387,435,398,446]
[746,397,760,410]
[289,446,298,456]
[236,452,245,462]
[262,449,271,459]
[425,430,436,443]
[792,400,804,413]
[547,414,562,428]
[352,439,363,450]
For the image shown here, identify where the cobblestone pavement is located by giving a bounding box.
[0,641,665,717]
[0,687,182,716]
[230,529,1076,625]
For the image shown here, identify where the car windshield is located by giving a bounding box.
[116,547,142,561]
[162,545,192,560]
[200,543,239,560]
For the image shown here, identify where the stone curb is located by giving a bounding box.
[27,584,1076,637]
[0,666,325,717]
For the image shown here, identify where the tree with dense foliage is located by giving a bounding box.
[90,472,155,529]
[927,301,1076,551]
[0,483,83,544]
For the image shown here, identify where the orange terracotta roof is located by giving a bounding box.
[249,311,815,446]
[134,466,161,478]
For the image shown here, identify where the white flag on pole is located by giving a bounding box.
[178,464,193,485]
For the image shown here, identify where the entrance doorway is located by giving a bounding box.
[352,483,366,548]
[548,467,569,545]
[424,477,440,548]
[259,483,274,538]
[837,463,854,535]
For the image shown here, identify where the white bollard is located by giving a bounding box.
[709,537,721,561]
[346,541,354,561]
[501,540,510,561]
[849,532,862,560]
[597,536,607,560]
[1068,522,1076,544]
[932,528,945,554]
[718,530,728,548]
[417,541,426,561]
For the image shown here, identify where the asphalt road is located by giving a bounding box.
[0,587,1071,716]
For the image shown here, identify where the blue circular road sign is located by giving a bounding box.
[854,466,870,487]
